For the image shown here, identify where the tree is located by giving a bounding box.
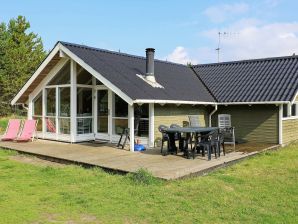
[0,15,46,115]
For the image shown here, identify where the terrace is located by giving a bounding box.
[0,139,277,180]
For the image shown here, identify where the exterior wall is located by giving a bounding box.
[212,105,279,144]
[154,104,211,142]
[282,118,298,143]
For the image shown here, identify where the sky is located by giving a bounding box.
[1,0,298,64]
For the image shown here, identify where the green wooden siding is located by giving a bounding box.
[282,119,298,143]
[211,105,279,144]
[154,104,210,142]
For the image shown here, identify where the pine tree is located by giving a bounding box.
[0,16,46,115]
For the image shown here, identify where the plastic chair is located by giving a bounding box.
[218,114,235,150]
[1,119,21,141]
[158,125,169,154]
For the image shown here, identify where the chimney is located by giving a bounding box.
[145,48,156,82]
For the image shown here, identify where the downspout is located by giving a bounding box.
[209,104,218,127]
[21,103,28,111]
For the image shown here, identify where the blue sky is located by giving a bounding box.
[1,0,298,63]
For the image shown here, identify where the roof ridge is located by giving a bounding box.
[59,41,188,68]
[193,55,298,67]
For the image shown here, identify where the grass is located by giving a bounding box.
[0,145,297,223]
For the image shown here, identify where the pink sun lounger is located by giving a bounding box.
[16,120,38,142]
[1,119,22,141]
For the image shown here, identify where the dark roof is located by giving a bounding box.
[193,56,298,102]
[60,41,215,103]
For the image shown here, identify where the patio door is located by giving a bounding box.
[97,89,109,140]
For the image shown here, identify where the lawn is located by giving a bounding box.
[0,145,297,223]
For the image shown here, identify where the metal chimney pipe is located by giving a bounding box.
[145,48,156,82]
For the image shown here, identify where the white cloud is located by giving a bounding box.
[164,46,198,64]
[199,20,298,63]
[204,3,249,23]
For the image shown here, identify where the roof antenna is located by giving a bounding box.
[215,31,238,62]
[215,32,227,63]
[118,49,121,53]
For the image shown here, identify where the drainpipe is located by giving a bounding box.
[209,105,218,127]
[21,103,28,111]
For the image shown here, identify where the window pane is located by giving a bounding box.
[59,87,70,117]
[283,104,288,117]
[114,94,128,117]
[98,90,108,133]
[77,118,93,134]
[33,116,43,132]
[292,104,297,116]
[48,62,70,85]
[33,93,42,116]
[77,65,93,85]
[46,88,56,116]
[113,119,128,135]
[134,104,149,137]
[45,117,56,133]
[59,118,70,134]
[77,88,93,116]
[96,79,103,85]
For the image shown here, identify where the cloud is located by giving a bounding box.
[204,3,249,23]
[164,46,198,64]
[199,20,298,63]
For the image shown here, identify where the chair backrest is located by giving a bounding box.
[3,119,21,139]
[188,115,200,127]
[158,125,168,133]
[218,114,231,128]
[19,120,37,139]
[170,124,181,128]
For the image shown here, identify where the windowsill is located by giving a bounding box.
[282,116,298,120]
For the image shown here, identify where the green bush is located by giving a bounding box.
[127,168,161,185]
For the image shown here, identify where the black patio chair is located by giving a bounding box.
[216,131,225,156]
[158,125,169,154]
[195,131,219,160]
[170,124,188,154]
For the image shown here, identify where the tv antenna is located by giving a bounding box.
[215,32,227,63]
[215,31,238,62]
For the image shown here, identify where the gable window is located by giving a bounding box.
[48,62,70,85]
[292,103,297,117]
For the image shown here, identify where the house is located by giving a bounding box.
[11,41,298,150]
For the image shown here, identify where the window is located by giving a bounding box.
[48,62,70,85]
[283,104,288,118]
[97,90,108,133]
[112,94,128,135]
[59,87,70,134]
[135,104,149,137]
[45,88,56,133]
[33,93,42,131]
[77,87,93,134]
[77,65,93,85]
[292,103,297,117]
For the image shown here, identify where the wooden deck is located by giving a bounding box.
[0,140,278,180]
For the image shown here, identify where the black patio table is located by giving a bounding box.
[164,127,219,158]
